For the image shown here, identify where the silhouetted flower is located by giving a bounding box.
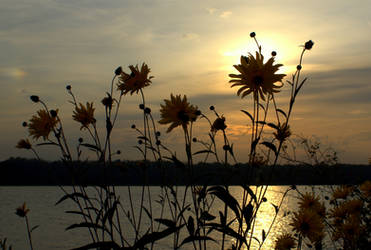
[30,95,39,103]
[117,63,153,95]
[274,233,296,250]
[229,52,285,100]
[273,123,291,142]
[28,109,58,139]
[211,116,227,132]
[72,102,96,130]
[304,40,314,50]
[290,209,324,243]
[360,180,371,197]
[16,139,32,149]
[298,193,326,217]
[101,95,114,109]
[15,202,30,217]
[158,94,199,133]
[332,186,353,200]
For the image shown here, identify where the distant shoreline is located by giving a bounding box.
[1,158,370,186]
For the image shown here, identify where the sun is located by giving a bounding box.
[219,34,300,75]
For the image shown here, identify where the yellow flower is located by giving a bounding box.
[16,139,32,149]
[117,63,153,95]
[298,192,326,217]
[73,102,96,130]
[332,216,362,243]
[211,116,227,132]
[332,185,353,200]
[274,233,296,250]
[342,199,363,215]
[28,109,58,140]
[229,52,285,100]
[360,180,371,197]
[15,202,30,217]
[290,209,324,243]
[158,94,199,133]
[273,123,291,142]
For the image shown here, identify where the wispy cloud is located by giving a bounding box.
[220,11,232,19]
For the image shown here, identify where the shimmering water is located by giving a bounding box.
[0,186,329,250]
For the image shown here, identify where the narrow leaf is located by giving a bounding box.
[261,141,277,155]
[276,108,287,119]
[154,218,176,228]
[193,150,215,155]
[241,110,254,123]
[180,236,216,247]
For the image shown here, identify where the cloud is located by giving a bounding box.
[206,8,217,14]
[182,33,199,41]
[220,11,232,19]
[0,68,27,79]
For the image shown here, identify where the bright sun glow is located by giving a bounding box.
[219,35,303,75]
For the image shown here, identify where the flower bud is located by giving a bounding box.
[144,107,151,114]
[139,104,145,110]
[271,51,277,56]
[78,137,83,143]
[209,105,215,111]
[50,110,58,118]
[296,65,302,70]
[22,122,27,127]
[131,124,136,129]
[30,95,39,103]
[66,85,71,90]
[304,40,314,50]
[114,66,122,75]
[250,32,256,38]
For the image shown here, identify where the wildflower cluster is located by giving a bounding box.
[277,182,371,249]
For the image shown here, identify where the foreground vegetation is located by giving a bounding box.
[5,32,370,250]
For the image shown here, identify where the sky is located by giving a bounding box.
[1,0,370,164]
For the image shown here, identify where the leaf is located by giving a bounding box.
[164,155,186,168]
[55,192,89,205]
[154,218,176,228]
[30,225,39,233]
[251,137,260,154]
[241,110,254,123]
[258,103,266,112]
[267,123,279,130]
[70,241,121,250]
[142,206,152,220]
[256,121,266,125]
[187,216,195,236]
[262,229,266,242]
[241,204,253,229]
[219,211,226,226]
[295,77,308,97]
[179,236,216,247]
[261,141,277,155]
[80,143,101,152]
[134,225,184,249]
[66,222,105,231]
[271,203,279,215]
[102,200,119,226]
[200,211,216,221]
[36,142,59,147]
[242,185,257,204]
[206,223,247,245]
[276,108,287,119]
[208,186,240,220]
[193,150,215,156]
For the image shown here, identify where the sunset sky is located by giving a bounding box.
[1,0,370,164]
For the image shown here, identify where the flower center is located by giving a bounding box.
[253,75,264,85]
[177,110,189,123]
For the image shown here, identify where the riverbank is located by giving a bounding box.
[1,158,370,185]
